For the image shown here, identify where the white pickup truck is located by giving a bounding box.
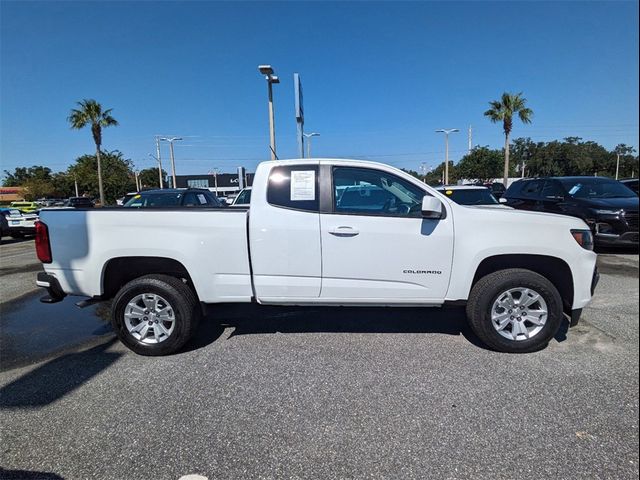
[35,159,599,355]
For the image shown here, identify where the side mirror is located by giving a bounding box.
[498,197,508,204]
[422,195,443,219]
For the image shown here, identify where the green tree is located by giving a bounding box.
[22,178,55,200]
[138,167,167,189]
[68,150,136,204]
[456,146,504,181]
[484,92,533,186]
[2,166,52,187]
[68,99,119,205]
[424,162,458,186]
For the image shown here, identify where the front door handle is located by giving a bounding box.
[328,226,359,237]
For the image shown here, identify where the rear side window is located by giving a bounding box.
[520,180,543,197]
[541,180,565,198]
[267,166,319,212]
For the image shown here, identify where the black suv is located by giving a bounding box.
[65,197,95,208]
[123,188,224,208]
[504,176,639,247]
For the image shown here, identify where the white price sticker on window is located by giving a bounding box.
[290,170,315,201]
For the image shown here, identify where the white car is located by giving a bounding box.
[35,158,598,356]
[436,185,511,209]
[2,208,38,237]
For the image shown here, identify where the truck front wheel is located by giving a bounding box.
[111,274,200,356]
[466,269,564,353]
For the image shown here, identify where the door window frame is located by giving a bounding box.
[329,166,428,219]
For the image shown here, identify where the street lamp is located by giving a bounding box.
[149,153,164,189]
[435,128,459,185]
[160,136,182,188]
[258,65,280,160]
[303,132,320,158]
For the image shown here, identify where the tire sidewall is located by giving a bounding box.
[474,272,563,353]
[111,279,193,356]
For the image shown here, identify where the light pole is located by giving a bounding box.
[303,132,320,158]
[258,65,280,160]
[160,137,182,188]
[149,153,164,189]
[616,153,621,180]
[435,128,459,185]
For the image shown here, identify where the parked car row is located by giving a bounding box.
[430,177,637,248]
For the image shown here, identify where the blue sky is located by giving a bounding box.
[1,1,638,176]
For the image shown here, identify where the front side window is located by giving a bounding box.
[333,167,424,217]
[267,166,319,212]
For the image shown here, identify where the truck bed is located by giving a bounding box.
[39,208,253,303]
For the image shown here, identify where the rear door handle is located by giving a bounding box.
[328,226,359,237]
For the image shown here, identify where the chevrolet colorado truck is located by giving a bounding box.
[35,159,599,355]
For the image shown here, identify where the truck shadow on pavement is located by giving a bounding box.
[0,338,121,409]
[187,304,571,353]
[0,468,64,480]
[188,305,489,351]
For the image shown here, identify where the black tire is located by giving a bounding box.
[111,274,201,356]
[466,268,564,353]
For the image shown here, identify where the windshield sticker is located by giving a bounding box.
[446,190,453,195]
[290,170,315,201]
[568,185,581,195]
[197,194,207,204]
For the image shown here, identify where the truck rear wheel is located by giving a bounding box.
[466,269,564,353]
[111,274,200,356]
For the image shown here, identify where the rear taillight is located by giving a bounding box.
[35,221,52,263]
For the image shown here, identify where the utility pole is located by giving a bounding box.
[134,170,140,191]
[160,137,182,188]
[155,136,164,189]
[468,125,472,154]
[74,173,79,197]
[209,168,219,194]
[616,153,621,180]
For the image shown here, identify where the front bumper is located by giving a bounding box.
[37,272,66,303]
[595,231,639,246]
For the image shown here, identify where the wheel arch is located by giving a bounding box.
[102,256,198,301]
[472,254,574,314]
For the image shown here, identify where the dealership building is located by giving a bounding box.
[170,170,254,197]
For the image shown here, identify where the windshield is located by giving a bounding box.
[234,189,252,204]
[440,188,499,205]
[559,178,636,199]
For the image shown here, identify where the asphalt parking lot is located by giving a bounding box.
[0,241,638,480]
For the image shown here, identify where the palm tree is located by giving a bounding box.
[68,99,119,205]
[484,92,533,186]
